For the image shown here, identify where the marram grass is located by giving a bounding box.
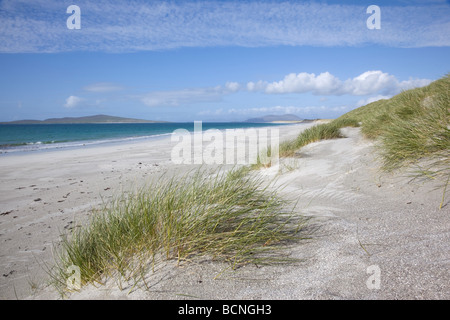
[338,74,449,208]
[51,167,309,292]
[253,117,360,168]
[337,74,449,167]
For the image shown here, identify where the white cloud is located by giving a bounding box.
[345,71,397,95]
[356,95,391,107]
[265,72,342,95]
[247,81,268,92]
[83,82,124,93]
[225,82,240,92]
[397,78,435,92]
[64,95,83,108]
[249,71,431,96]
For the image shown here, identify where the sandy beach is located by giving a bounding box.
[1,123,449,300]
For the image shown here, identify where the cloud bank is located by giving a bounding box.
[249,71,432,96]
[140,70,431,107]
[1,0,449,53]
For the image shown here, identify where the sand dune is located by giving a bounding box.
[0,124,448,300]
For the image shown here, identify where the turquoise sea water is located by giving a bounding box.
[0,122,288,154]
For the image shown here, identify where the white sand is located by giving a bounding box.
[0,124,448,300]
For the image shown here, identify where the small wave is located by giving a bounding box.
[0,122,290,155]
[0,133,173,154]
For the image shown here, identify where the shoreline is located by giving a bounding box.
[0,131,174,157]
[1,123,448,300]
[0,122,302,156]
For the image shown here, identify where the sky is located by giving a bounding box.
[0,0,449,122]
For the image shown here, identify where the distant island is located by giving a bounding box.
[1,113,315,124]
[1,114,168,124]
[245,114,308,123]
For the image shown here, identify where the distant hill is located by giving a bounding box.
[1,114,168,124]
[245,114,303,123]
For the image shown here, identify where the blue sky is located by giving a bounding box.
[0,0,449,122]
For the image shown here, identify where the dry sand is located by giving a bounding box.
[0,124,448,300]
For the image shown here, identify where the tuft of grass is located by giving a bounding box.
[254,117,360,168]
[50,167,309,293]
[280,122,342,157]
[379,80,449,170]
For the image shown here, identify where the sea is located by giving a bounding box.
[0,122,290,155]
